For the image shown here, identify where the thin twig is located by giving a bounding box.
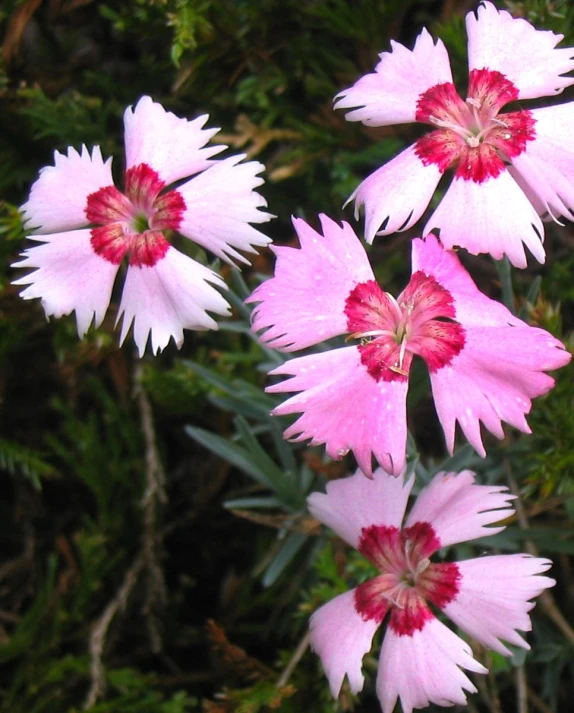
[505,463,574,645]
[83,554,144,709]
[276,630,311,688]
[527,686,554,713]
[133,360,168,653]
[516,665,528,713]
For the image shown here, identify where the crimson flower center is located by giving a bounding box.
[344,272,465,382]
[414,68,536,183]
[86,163,186,267]
[354,522,460,636]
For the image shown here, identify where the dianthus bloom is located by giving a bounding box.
[13,96,272,355]
[309,468,554,713]
[336,1,574,267]
[248,215,570,476]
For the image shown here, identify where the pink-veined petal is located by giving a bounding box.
[308,469,414,549]
[268,346,408,477]
[510,102,574,221]
[177,155,273,265]
[123,96,225,185]
[429,327,571,456]
[310,590,380,698]
[405,470,515,549]
[12,229,117,337]
[411,235,524,327]
[444,554,555,656]
[377,617,486,713]
[349,144,442,243]
[247,215,374,351]
[423,171,545,268]
[335,28,453,126]
[21,146,112,234]
[466,1,574,100]
[117,246,230,357]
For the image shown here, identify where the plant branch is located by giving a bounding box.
[505,463,574,645]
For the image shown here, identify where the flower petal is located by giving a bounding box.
[21,146,113,234]
[123,96,225,185]
[429,326,571,456]
[423,171,545,268]
[310,590,380,698]
[350,144,442,243]
[510,102,574,221]
[268,346,408,477]
[411,234,523,327]
[405,470,515,548]
[12,229,117,337]
[444,554,555,656]
[177,155,273,264]
[466,1,574,100]
[308,469,414,549]
[247,215,374,351]
[377,617,486,713]
[117,247,230,356]
[335,28,453,126]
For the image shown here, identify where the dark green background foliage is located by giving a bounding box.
[0,1,573,711]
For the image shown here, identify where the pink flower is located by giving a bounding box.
[335,1,574,267]
[13,96,273,355]
[248,215,570,476]
[308,468,554,713]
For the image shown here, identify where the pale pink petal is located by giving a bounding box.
[444,554,555,656]
[308,469,414,549]
[21,146,112,234]
[411,235,524,327]
[350,145,442,243]
[405,470,515,548]
[310,590,379,698]
[247,215,373,351]
[123,96,225,185]
[12,229,117,337]
[117,247,230,356]
[177,155,273,264]
[466,1,574,100]
[423,171,545,268]
[335,28,453,126]
[268,346,408,477]
[511,102,574,221]
[377,617,486,713]
[429,326,571,456]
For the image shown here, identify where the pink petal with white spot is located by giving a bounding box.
[444,554,555,656]
[377,617,486,713]
[308,469,414,549]
[12,229,118,337]
[423,171,545,268]
[123,96,225,185]
[511,102,574,221]
[411,235,523,328]
[429,326,571,456]
[405,470,515,549]
[117,246,230,356]
[350,145,442,243]
[21,146,112,234]
[335,28,453,126]
[178,155,273,264]
[466,1,574,100]
[310,590,380,698]
[247,215,373,351]
[268,346,408,477]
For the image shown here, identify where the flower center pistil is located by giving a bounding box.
[86,163,186,267]
[354,523,460,636]
[344,272,466,382]
[414,68,536,183]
